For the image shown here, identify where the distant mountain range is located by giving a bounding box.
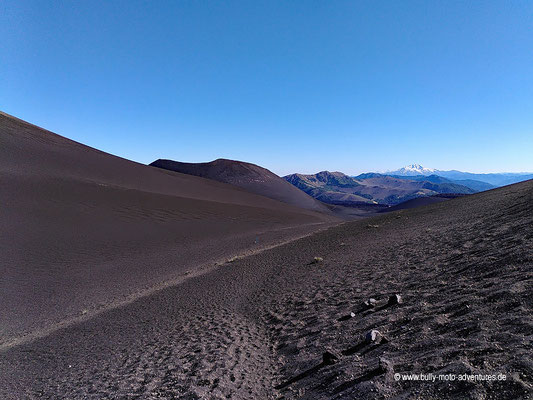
[151,160,533,210]
[283,164,532,207]
[387,164,533,187]
[284,171,475,206]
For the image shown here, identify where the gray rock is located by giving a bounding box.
[365,329,383,344]
[364,298,377,309]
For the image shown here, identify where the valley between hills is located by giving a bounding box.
[1,112,532,399]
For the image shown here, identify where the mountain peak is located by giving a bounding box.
[404,164,435,172]
[390,164,436,176]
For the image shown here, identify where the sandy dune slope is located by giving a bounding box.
[0,112,337,347]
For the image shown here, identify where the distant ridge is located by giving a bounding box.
[150,158,330,213]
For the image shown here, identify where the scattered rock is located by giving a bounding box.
[388,294,403,305]
[311,257,323,264]
[363,298,378,309]
[322,351,339,365]
[365,329,383,344]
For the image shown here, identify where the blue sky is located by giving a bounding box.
[1,1,532,175]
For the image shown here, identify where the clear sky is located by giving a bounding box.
[1,1,532,175]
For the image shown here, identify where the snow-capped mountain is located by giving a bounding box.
[384,164,533,187]
[389,164,436,176]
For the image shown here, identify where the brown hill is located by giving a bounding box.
[150,158,330,213]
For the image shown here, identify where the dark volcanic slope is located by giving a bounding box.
[0,112,337,346]
[1,175,531,398]
[383,196,449,211]
[151,158,330,213]
[382,194,463,212]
